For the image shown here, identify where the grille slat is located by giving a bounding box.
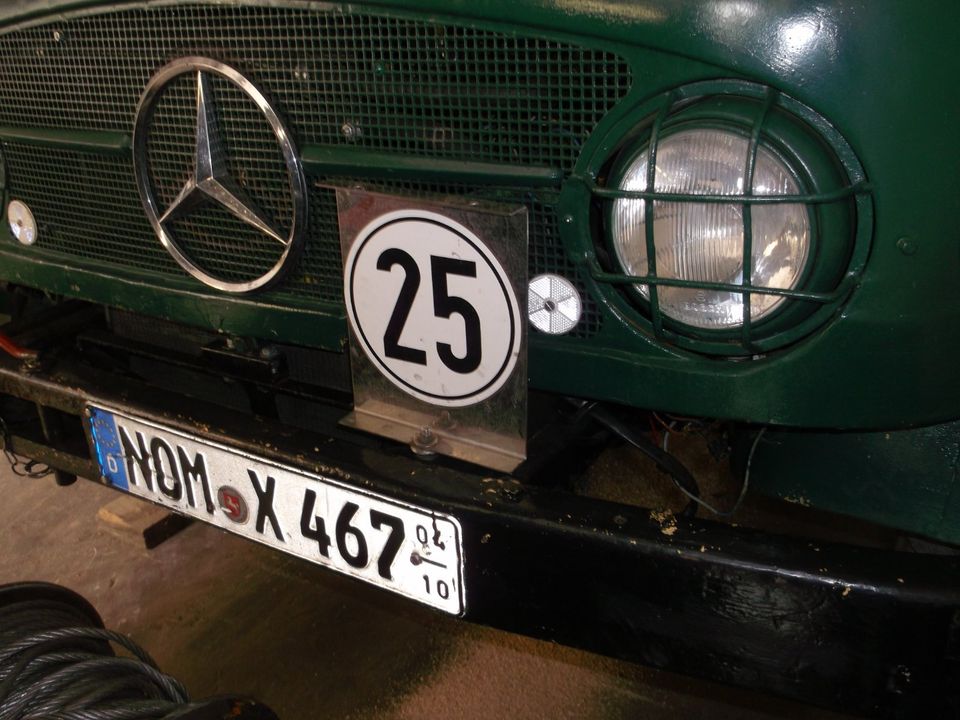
[0,3,628,334]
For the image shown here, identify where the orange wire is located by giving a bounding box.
[0,333,38,360]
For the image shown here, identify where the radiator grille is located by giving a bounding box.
[0,5,629,169]
[3,142,348,302]
[0,3,630,334]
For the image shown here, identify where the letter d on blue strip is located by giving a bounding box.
[89,408,129,490]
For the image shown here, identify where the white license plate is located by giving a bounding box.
[87,406,465,614]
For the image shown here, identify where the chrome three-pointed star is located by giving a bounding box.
[159,71,286,244]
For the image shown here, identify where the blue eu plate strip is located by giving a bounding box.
[88,407,129,491]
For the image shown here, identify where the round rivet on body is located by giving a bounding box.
[896,237,917,256]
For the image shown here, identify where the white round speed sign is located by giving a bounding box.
[344,210,521,407]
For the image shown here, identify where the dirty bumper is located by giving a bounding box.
[0,353,958,718]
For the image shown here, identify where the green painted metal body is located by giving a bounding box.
[0,1,959,540]
[1,0,957,430]
[744,424,960,545]
[0,126,129,154]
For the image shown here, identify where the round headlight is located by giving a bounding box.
[611,128,810,329]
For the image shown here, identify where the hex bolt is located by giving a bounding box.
[341,122,360,140]
[411,426,439,458]
[259,345,279,360]
[415,426,437,448]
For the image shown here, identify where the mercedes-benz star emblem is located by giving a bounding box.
[133,57,307,293]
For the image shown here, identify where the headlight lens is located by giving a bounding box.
[611,128,810,329]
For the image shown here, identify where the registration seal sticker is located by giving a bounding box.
[344,209,522,408]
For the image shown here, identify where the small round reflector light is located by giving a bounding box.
[7,200,37,246]
[528,274,582,335]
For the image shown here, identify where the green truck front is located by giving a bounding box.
[1,1,959,714]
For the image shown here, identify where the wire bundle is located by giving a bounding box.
[0,588,193,720]
[570,399,761,518]
[0,415,52,480]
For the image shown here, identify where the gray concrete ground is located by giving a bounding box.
[0,463,848,719]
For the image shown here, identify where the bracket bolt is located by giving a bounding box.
[414,426,437,448]
[411,426,438,458]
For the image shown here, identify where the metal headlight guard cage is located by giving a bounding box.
[571,79,874,356]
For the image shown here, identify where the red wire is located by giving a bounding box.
[648,414,662,447]
[0,332,38,360]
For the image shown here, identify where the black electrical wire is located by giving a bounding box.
[0,588,271,720]
[574,400,759,519]
[571,400,701,517]
[0,416,52,480]
[1,450,52,480]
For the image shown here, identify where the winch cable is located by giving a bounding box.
[0,583,276,720]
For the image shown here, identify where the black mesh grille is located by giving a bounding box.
[0,3,628,332]
[0,5,629,169]
[2,142,347,302]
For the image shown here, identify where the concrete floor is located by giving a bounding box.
[0,463,850,720]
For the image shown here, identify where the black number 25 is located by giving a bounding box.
[376,249,482,374]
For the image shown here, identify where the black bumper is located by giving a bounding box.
[1,350,958,718]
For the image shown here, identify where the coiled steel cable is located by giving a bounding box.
[0,586,267,720]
